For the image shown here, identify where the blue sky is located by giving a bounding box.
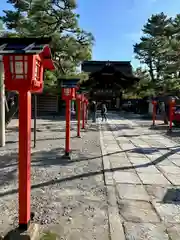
[77,0,180,68]
[0,0,180,69]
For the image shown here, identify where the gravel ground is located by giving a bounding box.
[0,118,109,240]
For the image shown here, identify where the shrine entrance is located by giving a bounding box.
[80,61,139,110]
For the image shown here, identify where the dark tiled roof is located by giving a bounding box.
[81,60,138,81]
[82,60,131,66]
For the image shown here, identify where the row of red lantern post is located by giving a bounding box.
[62,81,88,159]
[152,99,175,131]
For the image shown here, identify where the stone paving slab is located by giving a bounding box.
[159,165,180,174]
[153,202,180,223]
[110,158,133,170]
[118,200,160,223]
[171,159,180,166]
[116,183,150,201]
[164,173,180,185]
[136,165,160,173]
[113,171,141,184]
[124,222,169,240]
[100,112,180,240]
[138,172,171,185]
[167,224,180,240]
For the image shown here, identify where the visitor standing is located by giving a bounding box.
[101,103,107,122]
[90,101,97,122]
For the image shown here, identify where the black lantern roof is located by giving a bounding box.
[61,78,80,88]
[0,37,52,55]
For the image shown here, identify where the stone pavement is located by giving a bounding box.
[1,114,180,239]
[100,112,180,240]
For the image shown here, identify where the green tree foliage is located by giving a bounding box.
[133,67,155,98]
[124,67,155,98]
[134,12,180,95]
[1,0,94,87]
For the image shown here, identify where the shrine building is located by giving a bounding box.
[80,60,139,110]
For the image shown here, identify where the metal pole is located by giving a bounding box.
[0,59,5,147]
[33,94,37,148]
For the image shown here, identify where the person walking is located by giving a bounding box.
[90,101,97,123]
[101,103,107,122]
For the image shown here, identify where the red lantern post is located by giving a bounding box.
[62,87,75,158]
[81,94,85,129]
[66,98,71,154]
[85,98,89,124]
[152,100,157,126]
[169,99,175,131]
[2,38,54,230]
[76,93,82,138]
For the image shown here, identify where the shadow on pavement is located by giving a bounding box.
[5,136,78,144]
[7,122,78,133]
[85,124,134,132]
[106,124,134,131]
[132,147,160,154]
[149,125,169,131]
[163,188,180,204]
[166,129,180,138]
[0,146,180,198]
[0,145,175,171]
[117,133,160,138]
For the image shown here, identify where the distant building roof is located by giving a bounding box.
[82,60,133,76]
[80,60,139,89]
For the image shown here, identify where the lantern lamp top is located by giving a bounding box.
[0,37,55,70]
[0,37,52,55]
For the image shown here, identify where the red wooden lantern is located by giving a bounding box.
[3,45,54,93]
[4,54,43,92]
[62,87,76,100]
